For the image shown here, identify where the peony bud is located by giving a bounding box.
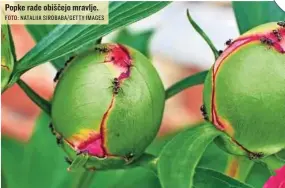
[203,22,285,158]
[51,44,165,170]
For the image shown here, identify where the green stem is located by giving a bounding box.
[165,70,208,99]
[186,9,220,60]
[73,171,95,188]
[126,153,158,174]
[17,79,51,116]
[224,155,254,182]
[165,10,219,100]
[261,155,285,175]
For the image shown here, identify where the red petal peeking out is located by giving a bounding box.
[264,165,285,188]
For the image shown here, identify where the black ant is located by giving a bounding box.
[273,29,282,42]
[225,39,233,46]
[260,37,274,46]
[248,152,264,160]
[64,157,73,165]
[200,104,209,121]
[49,123,56,135]
[125,153,134,162]
[64,56,75,66]
[49,123,63,145]
[112,78,121,95]
[277,21,285,27]
[53,56,76,82]
[95,46,109,53]
[56,134,63,145]
[218,50,223,55]
[53,68,63,82]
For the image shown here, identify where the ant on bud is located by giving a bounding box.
[64,157,73,165]
[248,152,264,160]
[56,134,63,145]
[125,152,134,162]
[95,46,109,53]
[53,56,76,83]
[49,123,63,146]
[260,37,274,46]
[53,68,63,82]
[65,56,75,66]
[273,29,282,42]
[112,78,121,95]
[49,123,56,135]
[225,39,233,46]
[200,104,209,121]
[277,21,285,27]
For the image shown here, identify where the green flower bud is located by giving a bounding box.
[1,17,14,92]
[203,22,285,158]
[51,44,165,170]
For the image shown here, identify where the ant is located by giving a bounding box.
[53,56,76,83]
[95,46,109,53]
[65,56,75,66]
[277,21,285,27]
[49,123,62,145]
[260,37,274,46]
[218,50,223,55]
[225,39,233,46]
[49,123,56,135]
[53,68,63,82]
[125,153,134,163]
[65,157,73,165]
[273,29,282,42]
[112,78,121,95]
[248,152,264,160]
[200,104,209,121]
[56,134,63,145]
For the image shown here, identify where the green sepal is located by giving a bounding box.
[214,134,247,156]
[68,154,89,172]
[61,139,126,170]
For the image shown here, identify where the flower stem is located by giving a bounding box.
[261,155,285,175]
[73,171,96,188]
[17,79,51,116]
[225,155,254,182]
[186,9,220,60]
[126,153,158,174]
[165,70,208,99]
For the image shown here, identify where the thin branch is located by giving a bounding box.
[186,9,220,60]
[166,70,208,100]
[17,79,51,116]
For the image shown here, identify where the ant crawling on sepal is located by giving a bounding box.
[273,29,282,42]
[248,152,264,160]
[260,37,274,46]
[64,157,73,165]
[277,21,285,27]
[200,104,209,121]
[225,39,233,46]
[125,152,134,163]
